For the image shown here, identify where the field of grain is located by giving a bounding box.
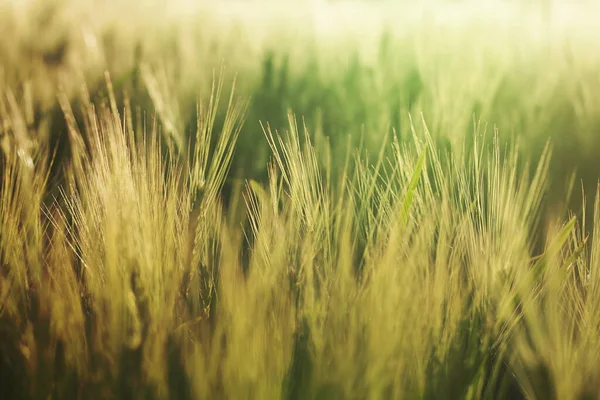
[2,1,600,399]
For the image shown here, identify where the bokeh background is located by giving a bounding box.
[1,0,599,221]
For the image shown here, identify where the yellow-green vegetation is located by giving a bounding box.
[2,0,600,399]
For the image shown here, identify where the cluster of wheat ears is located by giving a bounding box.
[1,69,599,399]
[2,1,600,400]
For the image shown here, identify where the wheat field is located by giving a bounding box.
[2,0,600,399]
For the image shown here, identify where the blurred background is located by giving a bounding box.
[1,0,599,225]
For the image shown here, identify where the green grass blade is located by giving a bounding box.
[399,145,427,229]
